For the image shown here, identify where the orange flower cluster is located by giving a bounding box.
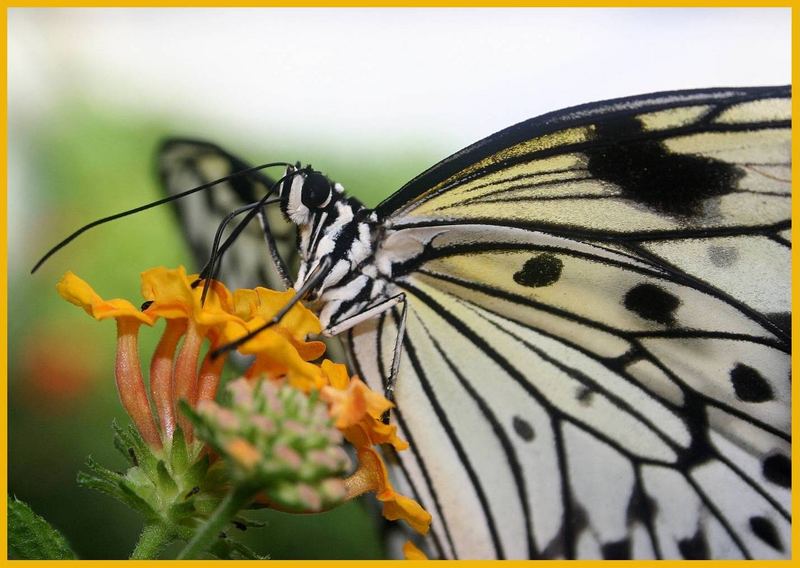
[57,266,430,538]
[58,267,323,447]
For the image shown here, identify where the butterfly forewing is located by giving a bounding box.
[348,86,791,559]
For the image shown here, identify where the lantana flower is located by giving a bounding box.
[57,266,430,558]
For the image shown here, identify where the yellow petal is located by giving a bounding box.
[402,540,428,560]
[354,447,431,535]
[140,266,242,329]
[321,359,350,390]
[139,266,195,318]
[57,272,154,324]
[237,324,324,391]
[383,494,431,535]
[233,287,322,337]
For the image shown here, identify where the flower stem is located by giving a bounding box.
[130,523,172,559]
[176,485,257,559]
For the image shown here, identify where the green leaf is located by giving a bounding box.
[209,537,267,560]
[77,457,128,502]
[112,420,138,465]
[112,421,158,476]
[170,425,189,475]
[185,454,210,487]
[8,497,77,559]
[167,500,195,520]
[156,460,178,496]
[118,483,160,522]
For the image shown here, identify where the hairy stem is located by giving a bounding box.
[129,523,172,560]
[176,485,256,559]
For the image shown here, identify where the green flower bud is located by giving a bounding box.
[191,377,350,512]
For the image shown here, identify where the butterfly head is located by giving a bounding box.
[277,165,376,302]
[278,164,342,225]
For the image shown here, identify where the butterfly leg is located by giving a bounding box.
[323,293,407,405]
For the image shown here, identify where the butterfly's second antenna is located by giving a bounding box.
[30,160,292,273]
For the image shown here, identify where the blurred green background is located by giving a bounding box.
[8,99,437,559]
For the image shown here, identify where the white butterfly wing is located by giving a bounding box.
[348,87,790,559]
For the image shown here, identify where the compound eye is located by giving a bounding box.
[301,172,332,208]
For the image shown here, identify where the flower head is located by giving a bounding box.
[58,266,431,546]
[190,378,349,512]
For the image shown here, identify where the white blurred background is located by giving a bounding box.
[10,8,791,145]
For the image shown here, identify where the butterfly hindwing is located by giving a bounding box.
[350,229,789,558]
[158,138,298,291]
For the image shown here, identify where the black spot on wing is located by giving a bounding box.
[575,386,593,406]
[749,516,783,552]
[730,363,774,403]
[511,415,535,441]
[623,283,680,325]
[586,116,743,217]
[762,454,790,488]
[678,529,710,559]
[513,254,563,288]
[707,245,739,267]
[601,538,631,559]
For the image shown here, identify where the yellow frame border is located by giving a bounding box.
[2,2,795,565]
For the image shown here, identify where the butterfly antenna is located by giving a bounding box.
[196,169,299,303]
[210,256,332,359]
[193,200,272,303]
[30,161,292,274]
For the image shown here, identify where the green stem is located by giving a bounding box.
[130,523,172,560]
[177,485,256,559]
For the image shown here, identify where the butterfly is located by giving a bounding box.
[158,86,791,559]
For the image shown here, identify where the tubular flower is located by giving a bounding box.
[57,267,249,446]
[57,272,160,448]
[58,266,430,547]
